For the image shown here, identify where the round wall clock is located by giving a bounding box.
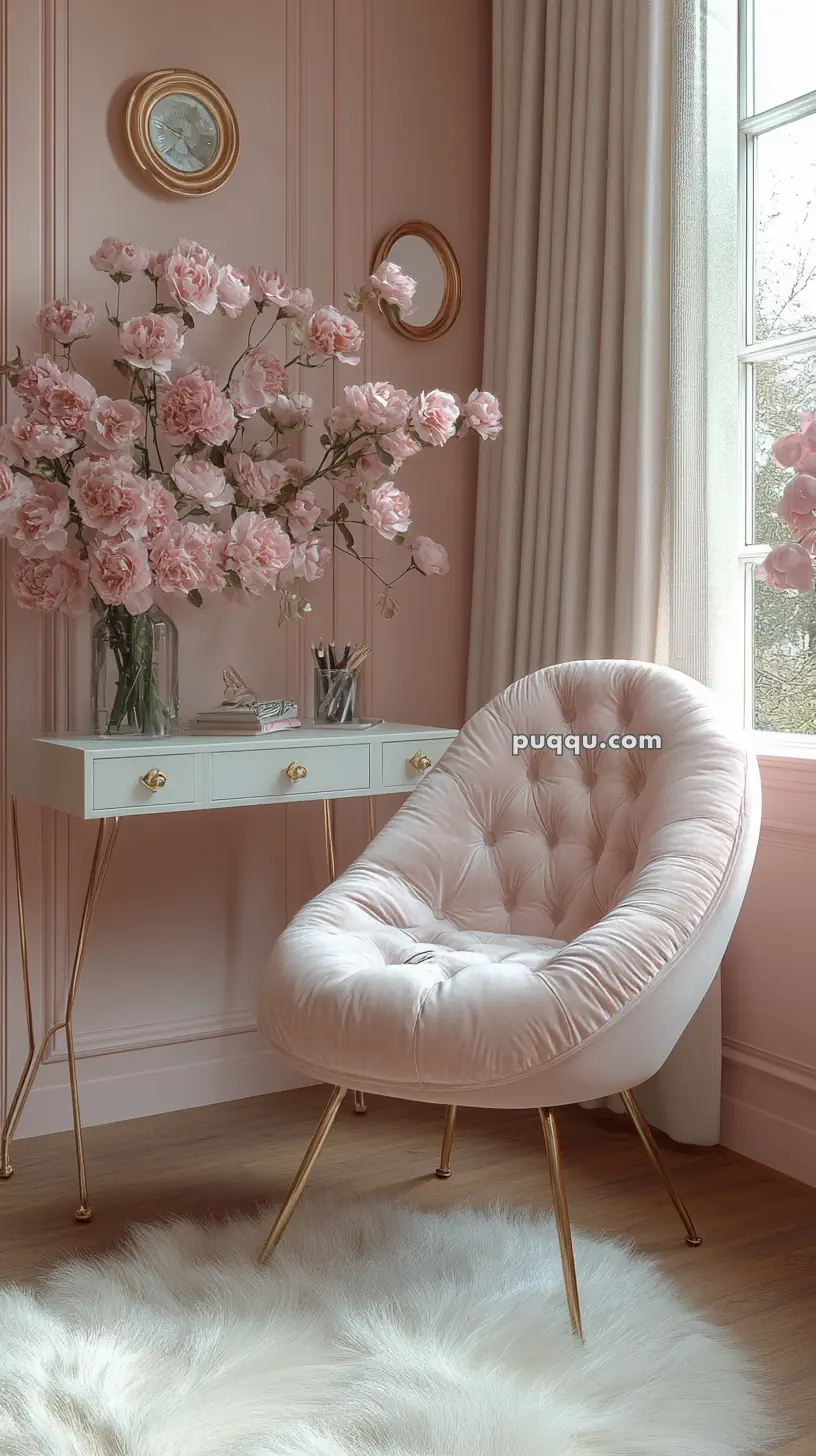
[125,70,239,197]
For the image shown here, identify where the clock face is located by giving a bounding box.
[147,93,220,175]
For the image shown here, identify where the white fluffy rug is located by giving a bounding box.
[0,1196,775,1455]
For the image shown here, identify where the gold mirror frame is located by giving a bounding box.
[371,221,461,341]
[125,70,239,198]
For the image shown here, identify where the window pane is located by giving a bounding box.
[753,353,816,545]
[755,114,816,342]
[753,571,816,731]
[753,0,816,115]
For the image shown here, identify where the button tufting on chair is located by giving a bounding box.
[484,830,497,846]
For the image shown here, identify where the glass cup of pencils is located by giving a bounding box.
[311,641,370,723]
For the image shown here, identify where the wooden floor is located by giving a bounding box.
[0,1087,814,1452]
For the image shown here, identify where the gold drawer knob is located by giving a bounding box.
[285,760,308,782]
[409,751,432,774]
[140,768,167,793]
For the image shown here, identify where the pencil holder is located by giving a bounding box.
[313,666,360,724]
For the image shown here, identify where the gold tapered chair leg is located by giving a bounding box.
[353,1089,368,1115]
[620,1089,701,1247]
[539,1107,583,1341]
[258,1084,348,1264]
[1,800,36,1180]
[435,1104,457,1178]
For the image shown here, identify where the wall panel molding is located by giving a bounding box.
[0,0,9,1124]
[68,1008,257,1060]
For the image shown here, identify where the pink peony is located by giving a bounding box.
[147,250,169,278]
[0,416,76,464]
[70,456,149,538]
[216,265,252,318]
[0,461,27,532]
[228,348,287,416]
[172,457,234,512]
[249,268,292,309]
[290,535,331,581]
[225,513,293,594]
[266,392,313,429]
[342,381,411,433]
[777,474,816,533]
[227,451,289,504]
[410,389,459,446]
[306,306,364,364]
[362,481,411,539]
[85,397,143,453]
[460,389,502,441]
[90,237,150,275]
[143,478,178,542]
[9,478,71,557]
[370,260,416,316]
[41,371,97,437]
[150,520,225,595]
[120,313,186,373]
[348,449,394,485]
[285,287,315,319]
[15,355,64,419]
[89,536,153,612]
[379,426,421,460]
[36,298,95,344]
[771,432,807,469]
[285,489,322,541]
[158,368,236,446]
[412,535,449,575]
[13,549,90,615]
[756,541,814,592]
[164,241,220,315]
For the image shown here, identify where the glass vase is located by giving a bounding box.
[91,604,179,737]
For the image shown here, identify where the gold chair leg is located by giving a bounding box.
[322,798,337,882]
[1,799,36,1180]
[539,1107,583,1341]
[435,1104,457,1178]
[353,1089,368,1115]
[258,1084,348,1264]
[620,1088,701,1247]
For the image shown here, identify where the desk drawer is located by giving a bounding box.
[211,742,370,802]
[382,736,455,792]
[93,753,197,812]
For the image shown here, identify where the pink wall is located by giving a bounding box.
[0,0,491,1136]
[720,754,816,1186]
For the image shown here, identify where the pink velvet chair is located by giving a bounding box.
[257,660,761,1338]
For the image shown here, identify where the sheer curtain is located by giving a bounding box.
[468,0,739,1143]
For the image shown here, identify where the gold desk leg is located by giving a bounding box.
[1,799,36,1180]
[620,1088,702,1247]
[1,814,120,1222]
[539,1107,583,1341]
[367,795,376,843]
[435,1104,456,1178]
[258,1083,348,1264]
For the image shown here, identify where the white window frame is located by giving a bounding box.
[738,0,816,754]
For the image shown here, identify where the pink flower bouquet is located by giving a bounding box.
[0,237,502,734]
[757,418,816,596]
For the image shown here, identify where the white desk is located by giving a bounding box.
[2,722,458,1220]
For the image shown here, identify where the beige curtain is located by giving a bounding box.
[468,0,738,1145]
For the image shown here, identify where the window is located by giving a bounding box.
[740,1,816,734]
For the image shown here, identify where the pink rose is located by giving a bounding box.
[147,251,169,278]
[290,535,331,582]
[85,397,143,453]
[15,355,64,419]
[41,372,97,437]
[771,432,807,469]
[120,313,186,373]
[216,265,251,318]
[0,416,76,464]
[798,452,816,476]
[13,549,90,616]
[164,242,220,316]
[228,348,287,417]
[249,268,292,309]
[777,474,816,533]
[172,457,234,512]
[9,478,71,557]
[306,306,364,364]
[226,451,289,504]
[90,237,150,275]
[36,298,95,344]
[460,389,502,441]
[225,513,293,595]
[325,403,356,440]
[285,489,321,541]
[89,536,153,612]
[379,427,421,460]
[362,481,411,539]
[158,369,236,446]
[266,392,313,429]
[410,389,459,447]
[370,260,416,317]
[70,456,149,538]
[150,520,225,596]
[0,462,27,532]
[348,449,393,485]
[342,381,411,433]
[756,541,814,593]
[285,287,315,320]
[143,478,178,542]
[412,535,449,575]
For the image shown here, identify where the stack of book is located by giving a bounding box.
[194,699,300,736]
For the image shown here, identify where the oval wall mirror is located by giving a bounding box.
[371,221,461,341]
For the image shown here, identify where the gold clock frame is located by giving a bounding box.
[125,70,239,197]
[371,220,462,341]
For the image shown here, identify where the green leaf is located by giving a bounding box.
[339,521,355,550]
[110,271,133,285]
[225,569,242,591]
[187,589,203,608]
[394,533,406,546]
[153,302,181,316]
[335,501,349,520]
[259,408,274,426]
[113,358,134,380]
[319,433,331,447]
[209,446,226,468]
[376,446,394,467]
[181,310,195,330]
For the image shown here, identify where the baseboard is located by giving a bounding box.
[15,1031,315,1140]
[721,1038,816,1187]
